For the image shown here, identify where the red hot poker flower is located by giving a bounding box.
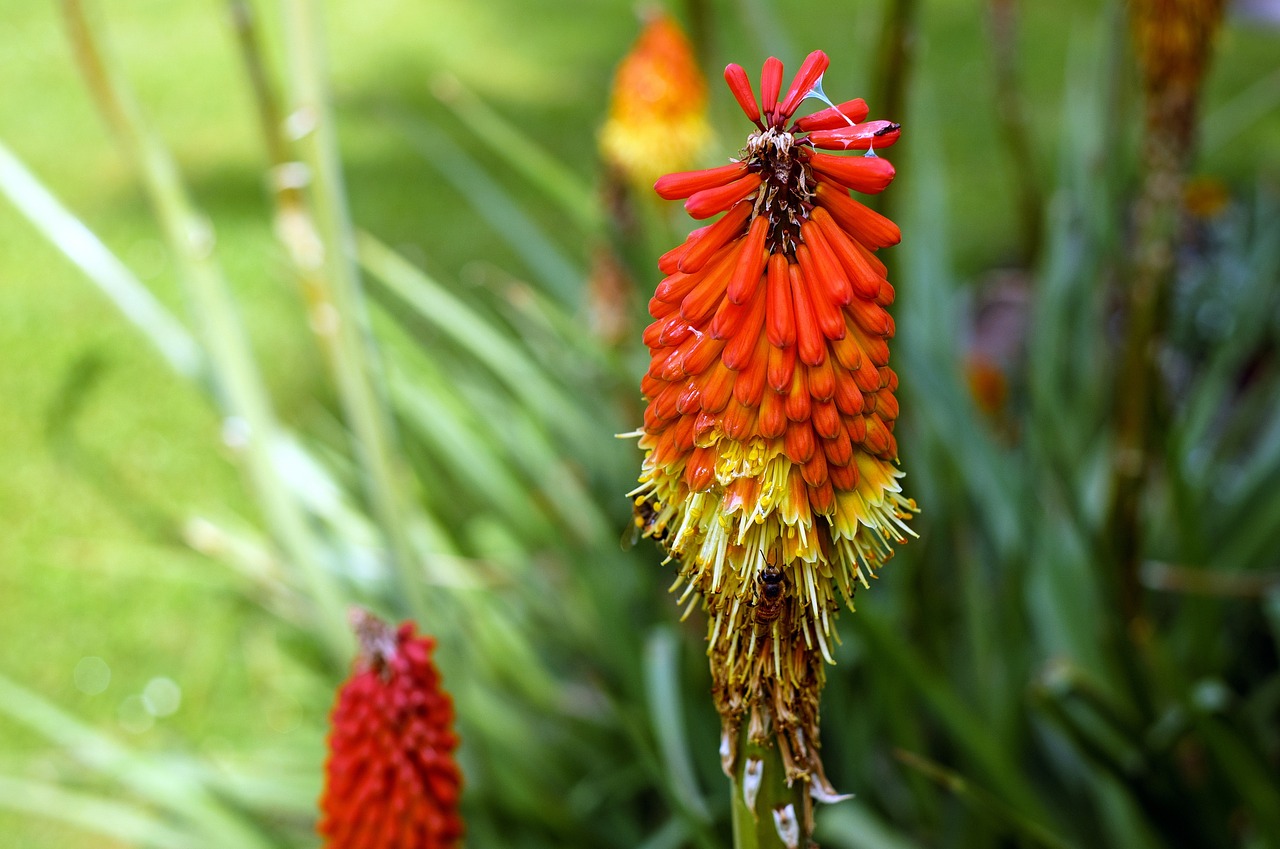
[631,51,917,791]
[319,611,462,849]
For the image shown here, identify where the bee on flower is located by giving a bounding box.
[629,50,917,796]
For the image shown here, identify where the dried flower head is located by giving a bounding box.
[599,13,711,189]
[319,610,462,849]
[629,50,916,791]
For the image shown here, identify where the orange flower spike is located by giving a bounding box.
[630,50,917,796]
[601,13,710,189]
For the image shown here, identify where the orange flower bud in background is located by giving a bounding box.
[599,13,711,189]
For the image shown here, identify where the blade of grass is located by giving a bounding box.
[381,108,584,305]
[430,73,601,233]
[643,626,711,821]
[0,775,202,849]
[893,750,1074,849]
[59,0,351,664]
[275,0,426,622]
[0,140,202,379]
[0,674,274,849]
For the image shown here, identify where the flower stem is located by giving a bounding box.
[729,725,812,849]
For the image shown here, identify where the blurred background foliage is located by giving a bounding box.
[1,0,1278,847]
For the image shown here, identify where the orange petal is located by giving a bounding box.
[808,121,901,151]
[847,297,893,337]
[812,399,841,439]
[814,182,900,247]
[779,50,830,118]
[759,389,787,438]
[801,449,828,487]
[788,260,827,365]
[679,201,753,273]
[766,253,796,347]
[720,292,767,371]
[760,57,784,116]
[811,206,883,300]
[698,363,735,412]
[794,244,847,341]
[684,445,717,490]
[829,459,859,490]
[656,162,747,201]
[767,341,797,393]
[809,478,835,515]
[823,426,853,467]
[874,389,900,421]
[683,335,727,377]
[793,99,869,132]
[784,420,816,463]
[726,216,770,304]
[658,224,710,274]
[685,172,763,219]
[784,367,812,422]
[734,335,769,407]
[723,400,757,441]
[863,413,891,456]
[799,220,853,305]
[724,63,761,123]
[833,365,864,415]
[808,152,896,195]
[808,358,835,401]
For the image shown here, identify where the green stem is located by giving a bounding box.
[729,725,812,849]
[274,0,426,621]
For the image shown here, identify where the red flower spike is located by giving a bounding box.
[724,63,761,123]
[808,152,897,194]
[632,50,915,796]
[319,612,462,849]
[656,162,748,200]
[793,98,870,132]
[779,50,830,119]
[760,57,784,117]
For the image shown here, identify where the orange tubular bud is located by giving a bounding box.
[779,50,830,118]
[685,172,764,219]
[760,57,784,117]
[808,121,901,151]
[655,162,748,200]
[726,215,771,304]
[793,98,870,132]
[808,152,896,195]
[679,202,754,273]
[814,183,901,248]
[724,63,761,123]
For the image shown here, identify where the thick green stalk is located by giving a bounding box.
[730,726,812,849]
[275,0,426,619]
[58,0,351,666]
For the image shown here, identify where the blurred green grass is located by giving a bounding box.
[2,0,1279,847]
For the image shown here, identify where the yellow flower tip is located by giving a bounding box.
[599,13,710,188]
